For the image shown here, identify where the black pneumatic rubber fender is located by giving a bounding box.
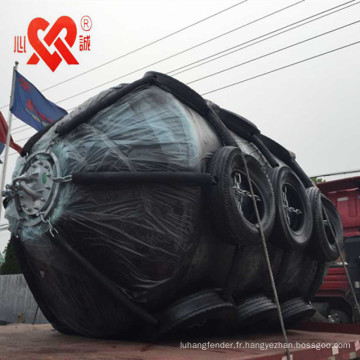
[11,235,76,335]
[269,166,313,249]
[306,262,328,301]
[298,256,318,297]
[206,146,275,246]
[275,250,305,301]
[306,187,343,262]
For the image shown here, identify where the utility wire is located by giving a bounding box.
[6,104,78,136]
[201,40,360,96]
[0,0,354,115]
[8,36,360,147]
[0,152,19,160]
[55,1,304,105]
[41,0,248,92]
[312,168,360,177]
[16,136,34,143]
[10,102,76,134]
[55,0,355,105]
[0,0,248,110]
[187,20,360,85]
[12,124,27,132]
[9,38,360,148]
[3,0,355,120]
[169,0,358,76]
[7,22,360,147]
[12,126,31,135]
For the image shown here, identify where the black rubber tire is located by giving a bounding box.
[259,135,313,187]
[145,71,209,117]
[306,262,328,301]
[207,147,275,246]
[212,106,279,167]
[306,187,343,262]
[329,309,351,324]
[281,298,316,326]
[260,134,292,162]
[235,295,278,328]
[158,289,236,338]
[288,158,314,188]
[215,107,260,138]
[276,250,305,301]
[269,166,313,249]
[298,256,318,297]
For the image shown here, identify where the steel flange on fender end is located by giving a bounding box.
[4,152,62,228]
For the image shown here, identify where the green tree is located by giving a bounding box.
[0,238,21,275]
[311,176,325,184]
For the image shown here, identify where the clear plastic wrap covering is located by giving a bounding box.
[6,85,222,337]
[4,75,330,339]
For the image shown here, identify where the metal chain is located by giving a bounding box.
[233,186,261,202]
[284,206,302,215]
[14,218,24,239]
[240,152,291,360]
[40,213,59,238]
[45,133,59,153]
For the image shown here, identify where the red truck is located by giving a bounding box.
[316,176,360,323]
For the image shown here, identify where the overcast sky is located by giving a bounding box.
[0,0,359,252]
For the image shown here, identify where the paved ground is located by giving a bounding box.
[1,323,360,360]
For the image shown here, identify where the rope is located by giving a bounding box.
[240,151,291,360]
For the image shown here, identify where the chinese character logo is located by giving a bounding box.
[13,15,92,72]
[14,36,26,53]
[79,35,90,51]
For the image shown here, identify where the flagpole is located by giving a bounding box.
[0,61,19,223]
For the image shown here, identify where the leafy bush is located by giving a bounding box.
[0,238,21,275]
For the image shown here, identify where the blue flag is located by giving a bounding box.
[0,143,4,164]
[10,71,67,131]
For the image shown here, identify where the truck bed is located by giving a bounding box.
[1,324,360,360]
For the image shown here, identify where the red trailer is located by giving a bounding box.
[1,323,360,360]
[316,177,360,323]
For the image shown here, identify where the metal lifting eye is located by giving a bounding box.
[40,213,58,238]
[18,182,42,200]
[233,172,242,188]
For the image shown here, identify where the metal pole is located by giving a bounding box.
[311,169,360,178]
[0,61,19,223]
[32,305,39,325]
